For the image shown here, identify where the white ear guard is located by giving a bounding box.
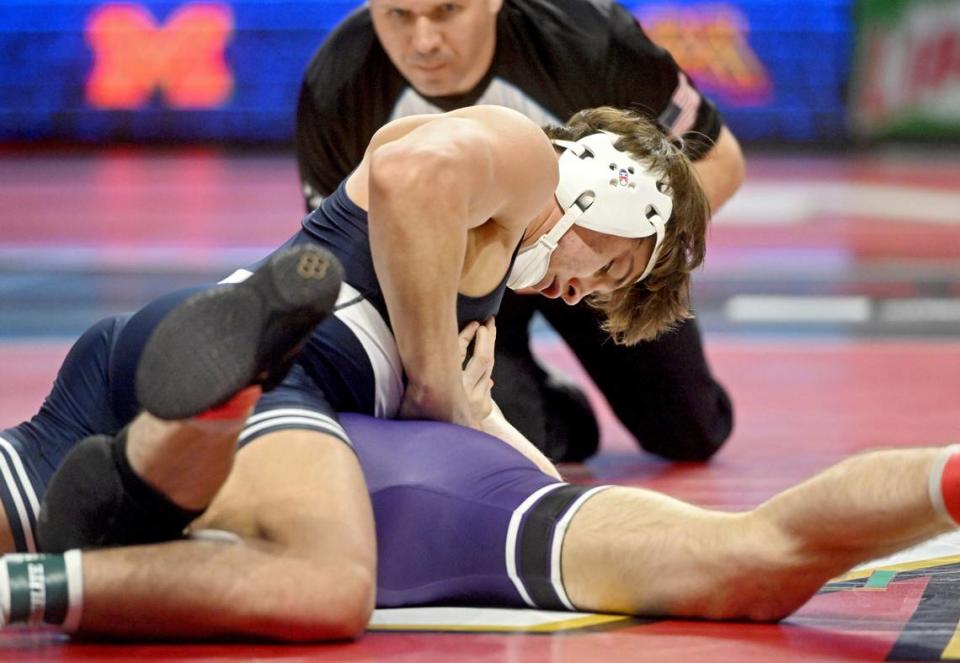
[552,131,673,283]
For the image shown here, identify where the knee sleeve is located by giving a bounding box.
[37,429,203,552]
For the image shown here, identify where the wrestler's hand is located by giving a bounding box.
[459,318,496,423]
[396,319,494,428]
[398,383,475,428]
[398,354,477,427]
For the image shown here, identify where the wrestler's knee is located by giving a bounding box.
[492,352,600,462]
[626,389,733,463]
[37,435,115,551]
[692,514,818,622]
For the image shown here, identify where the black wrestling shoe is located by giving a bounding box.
[136,244,343,420]
[541,375,600,463]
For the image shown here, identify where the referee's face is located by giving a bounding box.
[371,0,502,96]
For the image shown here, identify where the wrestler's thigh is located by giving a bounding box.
[192,430,375,570]
[561,486,754,616]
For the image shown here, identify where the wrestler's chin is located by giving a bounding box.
[519,275,559,298]
[513,275,549,296]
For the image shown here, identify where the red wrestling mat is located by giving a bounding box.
[2,149,959,660]
[2,337,960,662]
[2,153,958,261]
[1,538,960,662]
[542,338,960,510]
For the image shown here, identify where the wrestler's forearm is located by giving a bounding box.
[368,152,471,423]
[76,538,371,640]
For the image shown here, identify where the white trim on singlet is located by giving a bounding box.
[549,485,612,610]
[219,268,252,285]
[0,435,39,552]
[333,282,404,418]
[504,482,566,608]
[244,407,342,427]
[220,270,404,418]
[238,410,349,446]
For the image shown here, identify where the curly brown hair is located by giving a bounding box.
[543,107,710,345]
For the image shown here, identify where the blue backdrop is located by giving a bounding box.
[0,0,853,143]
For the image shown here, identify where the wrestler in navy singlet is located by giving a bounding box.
[295,180,512,329]
[0,178,521,554]
[0,313,606,611]
[221,181,517,428]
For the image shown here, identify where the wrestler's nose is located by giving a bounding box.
[561,279,586,306]
[412,17,442,54]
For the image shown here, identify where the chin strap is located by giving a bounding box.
[534,197,589,254]
[636,214,666,283]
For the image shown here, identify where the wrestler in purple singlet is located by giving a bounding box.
[0,310,604,610]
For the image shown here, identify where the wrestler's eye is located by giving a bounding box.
[432,2,461,19]
[386,8,413,21]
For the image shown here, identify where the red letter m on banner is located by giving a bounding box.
[86,3,234,109]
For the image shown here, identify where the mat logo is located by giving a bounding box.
[85,3,234,109]
[818,558,960,661]
[636,4,771,106]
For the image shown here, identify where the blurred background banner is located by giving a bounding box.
[850,0,960,140]
[4,0,958,145]
[0,1,357,142]
[633,0,853,143]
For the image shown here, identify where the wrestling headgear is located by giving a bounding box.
[507,131,674,290]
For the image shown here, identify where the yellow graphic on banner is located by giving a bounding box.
[640,4,772,106]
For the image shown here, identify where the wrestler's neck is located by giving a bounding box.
[519,197,564,250]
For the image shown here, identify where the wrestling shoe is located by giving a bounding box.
[136,244,343,420]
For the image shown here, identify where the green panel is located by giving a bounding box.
[856,0,909,26]
[865,569,897,589]
[851,0,960,140]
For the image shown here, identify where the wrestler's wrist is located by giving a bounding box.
[401,381,471,424]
